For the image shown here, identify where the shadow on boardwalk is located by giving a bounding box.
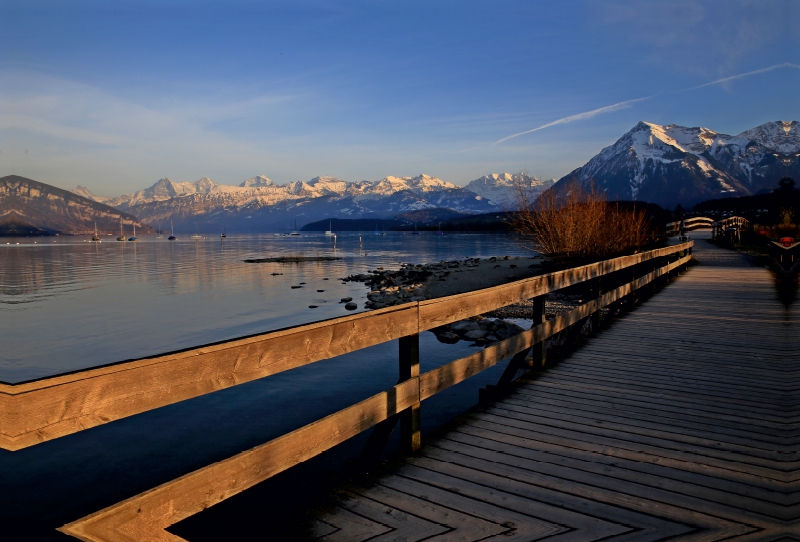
[291,234,800,541]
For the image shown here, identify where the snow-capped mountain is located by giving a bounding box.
[77,177,222,211]
[465,173,554,206]
[75,173,512,232]
[558,120,800,207]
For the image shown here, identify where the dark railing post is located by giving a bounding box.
[533,295,546,366]
[591,277,602,331]
[399,334,421,452]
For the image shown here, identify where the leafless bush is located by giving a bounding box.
[509,179,650,263]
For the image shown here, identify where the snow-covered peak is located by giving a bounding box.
[464,173,553,205]
[369,174,457,196]
[240,175,274,188]
[307,176,348,195]
[72,185,108,203]
[738,120,800,154]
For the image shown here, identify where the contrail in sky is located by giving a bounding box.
[688,62,800,90]
[492,62,800,146]
[492,96,652,145]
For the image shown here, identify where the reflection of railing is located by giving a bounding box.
[1,242,693,540]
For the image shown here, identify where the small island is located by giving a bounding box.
[243,255,342,263]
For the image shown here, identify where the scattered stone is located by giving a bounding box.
[317,290,325,292]
[271,273,283,276]
[345,302,358,310]
[308,305,318,308]
[299,282,306,285]
[340,297,353,302]
[291,285,301,289]
[464,329,488,340]
[436,332,460,344]
[451,320,480,332]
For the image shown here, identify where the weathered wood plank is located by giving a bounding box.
[0,303,419,450]
[59,377,420,541]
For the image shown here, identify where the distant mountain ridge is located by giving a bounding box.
[558,120,800,207]
[1,175,152,235]
[74,172,551,233]
[464,173,554,205]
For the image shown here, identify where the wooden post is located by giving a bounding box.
[533,295,546,366]
[591,277,602,331]
[399,334,421,452]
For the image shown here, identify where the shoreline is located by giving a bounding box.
[343,254,589,346]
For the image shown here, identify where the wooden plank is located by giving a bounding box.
[58,377,420,541]
[0,303,419,450]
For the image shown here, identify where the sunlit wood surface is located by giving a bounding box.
[311,237,800,540]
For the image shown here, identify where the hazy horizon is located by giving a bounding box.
[2,0,799,196]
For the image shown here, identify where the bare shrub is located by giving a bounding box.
[509,179,651,263]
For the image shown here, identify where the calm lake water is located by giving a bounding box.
[1,232,535,540]
[1,232,529,383]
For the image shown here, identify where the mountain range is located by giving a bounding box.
[74,173,553,233]
[6,119,796,235]
[556,120,799,207]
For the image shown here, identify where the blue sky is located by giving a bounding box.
[2,0,798,195]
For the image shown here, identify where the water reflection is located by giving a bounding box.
[0,233,528,382]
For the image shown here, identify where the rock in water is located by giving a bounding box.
[464,329,487,340]
[344,302,358,310]
[435,331,460,344]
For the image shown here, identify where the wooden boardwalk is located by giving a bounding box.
[310,237,800,541]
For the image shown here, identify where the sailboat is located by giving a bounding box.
[411,221,421,235]
[156,223,163,239]
[168,220,176,240]
[324,221,335,236]
[91,222,101,241]
[373,222,381,236]
[220,225,226,239]
[117,218,126,241]
[190,222,202,240]
[128,224,138,242]
[436,222,444,235]
[289,218,300,236]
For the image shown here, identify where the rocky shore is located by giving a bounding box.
[341,255,565,346]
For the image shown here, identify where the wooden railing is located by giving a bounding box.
[0,242,693,541]
[665,216,749,239]
[665,216,714,235]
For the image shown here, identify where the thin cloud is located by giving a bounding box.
[492,96,652,146]
[688,62,800,90]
